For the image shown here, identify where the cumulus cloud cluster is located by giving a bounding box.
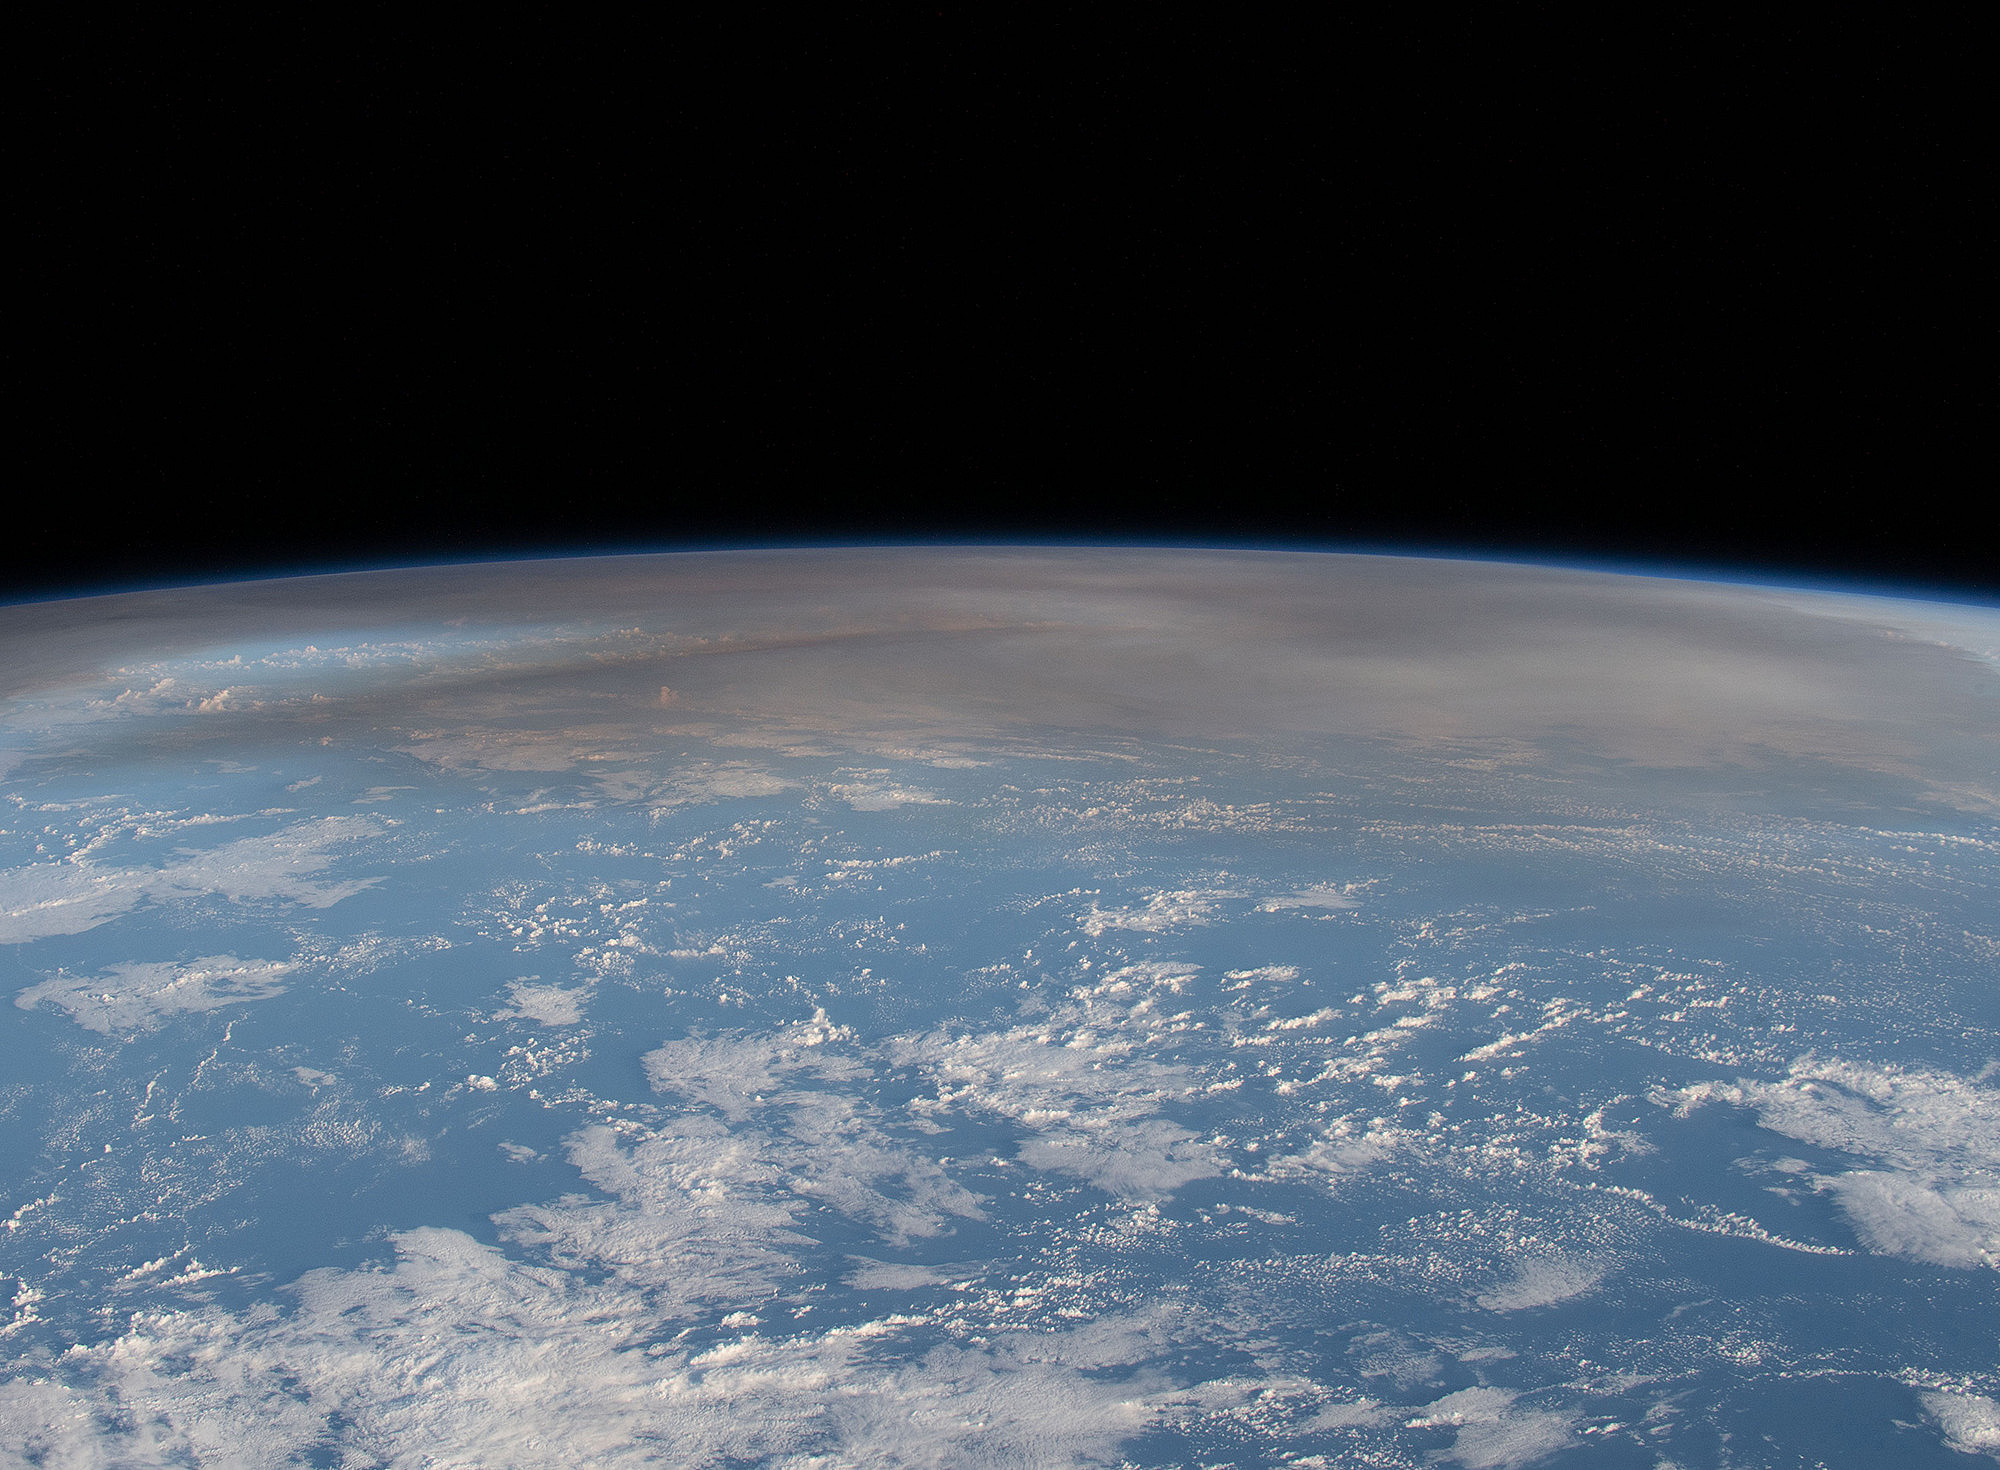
[15,954,293,1033]
[1256,883,1361,912]
[894,961,1225,1202]
[641,1016,985,1245]
[1405,1387,1577,1470]
[1077,889,1226,937]
[5,550,1996,813]
[0,1230,1164,1469]
[1473,1254,1609,1313]
[825,778,948,812]
[1922,1391,2000,1460]
[494,978,594,1027]
[0,1014,1172,1469]
[1671,1058,2000,1268]
[0,816,382,945]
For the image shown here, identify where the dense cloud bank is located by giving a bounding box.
[2,551,1995,812]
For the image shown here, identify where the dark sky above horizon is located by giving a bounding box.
[15,19,1989,605]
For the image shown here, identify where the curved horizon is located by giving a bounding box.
[8,534,1998,614]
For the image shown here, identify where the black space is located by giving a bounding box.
[13,18,1990,602]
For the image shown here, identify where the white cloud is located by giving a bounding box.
[1222,965,1299,988]
[1821,1172,2000,1271]
[1269,1117,1403,1183]
[845,1260,950,1290]
[641,1018,985,1244]
[827,780,948,811]
[643,1010,861,1122]
[495,1121,808,1300]
[1408,1385,1517,1428]
[1474,1254,1608,1312]
[641,763,798,808]
[0,861,148,944]
[495,979,593,1027]
[1257,884,1361,912]
[1408,1387,1577,1469]
[686,766,794,800]
[1670,1059,2000,1268]
[883,957,1235,1202]
[397,727,607,774]
[1302,1396,1394,1430]
[1923,1391,2000,1459]
[15,954,292,1033]
[1076,959,1203,1004]
[169,819,385,908]
[0,816,383,944]
[1017,1119,1224,1201]
[1448,1408,1578,1470]
[893,1021,1222,1202]
[0,1378,123,1468]
[9,1108,1161,1468]
[1078,889,1225,936]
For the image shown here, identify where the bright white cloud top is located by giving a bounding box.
[0,549,1996,1467]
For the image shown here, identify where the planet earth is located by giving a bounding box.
[0,548,1995,1468]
